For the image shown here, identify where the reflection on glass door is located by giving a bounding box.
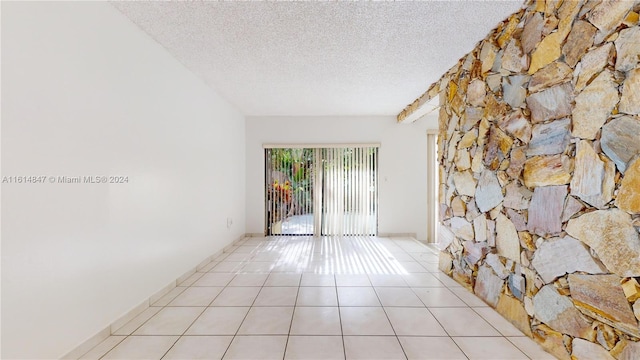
[265,146,378,237]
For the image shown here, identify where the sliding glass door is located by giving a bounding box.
[265,146,378,236]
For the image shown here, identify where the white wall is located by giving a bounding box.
[1,3,245,358]
[245,115,436,241]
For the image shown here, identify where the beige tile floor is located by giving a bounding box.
[77,236,556,360]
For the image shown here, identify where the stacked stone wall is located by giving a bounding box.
[435,1,640,358]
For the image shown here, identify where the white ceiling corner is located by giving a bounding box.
[111,0,524,117]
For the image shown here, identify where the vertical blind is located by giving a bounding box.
[265,146,378,236]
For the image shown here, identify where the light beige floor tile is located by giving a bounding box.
[474,307,526,336]
[193,273,235,286]
[402,273,445,287]
[301,273,335,286]
[297,286,338,306]
[133,307,205,335]
[449,287,489,307]
[397,261,428,273]
[385,307,447,336]
[179,272,205,286]
[290,307,342,335]
[339,307,394,335]
[430,307,501,336]
[421,262,440,272]
[210,287,261,306]
[163,336,233,360]
[79,336,125,360]
[185,307,250,335]
[410,253,440,262]
[223,335,288,359]
[412,287,467,307]
[112,307,162,335]
[233,245,259,254]
[375,287,424,307]
[237,306,294,335]
[264,273,302,287]
[151,287,187,307]
[399,337,467,360]
[285,336,345,360]
[253,286,299,306]
[432,273,463,287]
[211,261,245,273]
[168,286,223,306]
[337,287,381,306]
[507,336,557,360]
[228,273,269,287]
[102,336,178,360]
[198,261,220,272]
[453,337,528,360]
[343,336,406,360]
[335,274,371,286]
[368,274,408,287]
[224,253,253,262]
[240,261,275,272]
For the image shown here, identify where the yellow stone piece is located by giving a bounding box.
[498,14,521,49]
[528,32,562,74]
[623,11,639,26]
[621,277,640,302]
[616,157,640,214]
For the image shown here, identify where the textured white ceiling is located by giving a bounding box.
[111,1,523,117]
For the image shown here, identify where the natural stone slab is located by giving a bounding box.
[566,209,640,278]
[526,83,573,123]
[532,236,607,284]
[503,181,532,210]
[455,149,471,171]
[467,79,486,107]
[474,265,503,307]
[487,219,496,247]
[457,129,477,149]
[453,171,476,197]
[502,76,528,109]
[588,0,636,42]
[601,116,640,173]
[508,274,525,300]
[568,274,639,337]
[622,278,640,303]
[561,196,584,222]
[505,208,526,232]
[572,339,615,360]
[502,39,527,73]
[528,185,567,236]
[532,324,571,360]
[533,285,592,338]
[571,140,615,209]
[522,12,544,55]
[496,213,520,264]
[480,41,498,74]
[462,107,482,132]
[614,20,640,72]
[634,300,640,323]
[451,196,467,217]
[562,20,596,67]
[528,62,572,93]
[619,68,640,115]
[572,70,619,140]
[473,215,487,243]
[616,156,640,214]
[526,118,570,156]
[475,170,504,213]
[496,293,532,337]
[447,131,461,163]
[523,155,572,188]
[484,253,509,279]
[529,32,563,74]
[499,110,531,143]
[437,226,455,251]
[463,240,488,265]
[450,217,474,241]
[484,127,513,169]
[618,340,640,360]
[506,147,526,179]
[438,251,453,273]
[575,43,613,92]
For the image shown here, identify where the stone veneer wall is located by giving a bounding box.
[434,1,640,359]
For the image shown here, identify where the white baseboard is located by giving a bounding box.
[62,233,249,359]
